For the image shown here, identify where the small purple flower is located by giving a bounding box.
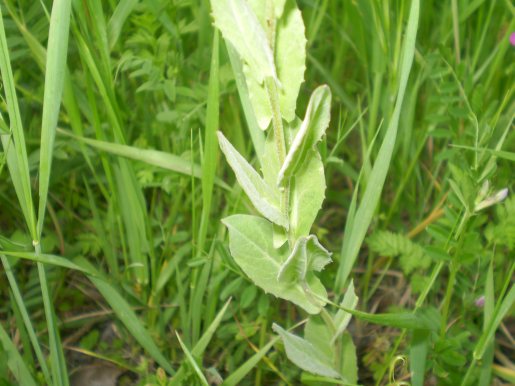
[475,295,485,308]
[510,32,515,46]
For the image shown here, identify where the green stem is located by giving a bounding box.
[265,77,290,236]
[35,241,69,386]
[440,262,457,336]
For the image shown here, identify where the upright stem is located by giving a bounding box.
[263,1,290,234]
[265,77,290,230]
[265,78,286,164]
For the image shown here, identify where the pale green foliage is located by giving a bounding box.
[217,131,288,228]
[244,0,306,129]
[212,0,355,379]
[210,0,276,84]
[272,324,341,379]
[277,85,331,185]
[289,150,325,239]
[278,235,331,283]
[223,215,327,314]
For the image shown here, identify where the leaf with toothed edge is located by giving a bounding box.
[277,85,331,185]
[222,214,327,314]
[277,235,331,283]
[243,0,307,129]
[210,0,277,84]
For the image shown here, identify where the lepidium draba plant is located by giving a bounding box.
[211,0,359,381]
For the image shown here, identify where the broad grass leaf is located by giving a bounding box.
[37,0,72,238]
[272,323,340,379]
[222,215,326,314]
[211,0,276,84]
[245,0,306,129]
[277,235,331,283]
[336,0,420,288]
[278,85,331,185]
[218,132,287,228]
[332,280,358,343]
[290,151,325,239]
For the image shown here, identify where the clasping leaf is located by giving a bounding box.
[277,85,331,185]
[218,131,288,228]
[222,215,327,314]
[277,235,331,283]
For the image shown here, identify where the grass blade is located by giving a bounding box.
[37,0,72,238]
[0,323,38,386]
[221,336,280,386]
[0,255,51,385]
[336,0,420,289]
[76,258,175,375]
[107,0,139,49]
[58,129,229,189]
[198,30,220,254]
[34,2,73,383]
[171,299,232,384]
[175,332,209,386]
[226,41,264,162]
[0,251,95,275]
[0,6,36,238]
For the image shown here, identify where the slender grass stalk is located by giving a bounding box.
[336,0,420,290]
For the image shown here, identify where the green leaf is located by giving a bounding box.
[278,85,331,185]
[210,0,276,84]
[0,251,95,275]
[368,231,430,274]
[304,316,334,360]
[58,130,231,188]
[171,299,232,384]
[290,151,326,239]
[245,0,306,129]
[410,330,430,386]
[218,132,287,228]
[340,307,440,331]
[274,0,306,122]
[222,215,326,314]
[37,0,72,239]
[0,323,37,386]
[0,7,36,238]
[247,0,287,21]
[273,323,340,379]
[339,332,358,384]
[278,235,331,283]
[474,282,515,360]
[175,332,209,386]
[107,0,139,49]
[332,280,358,343]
